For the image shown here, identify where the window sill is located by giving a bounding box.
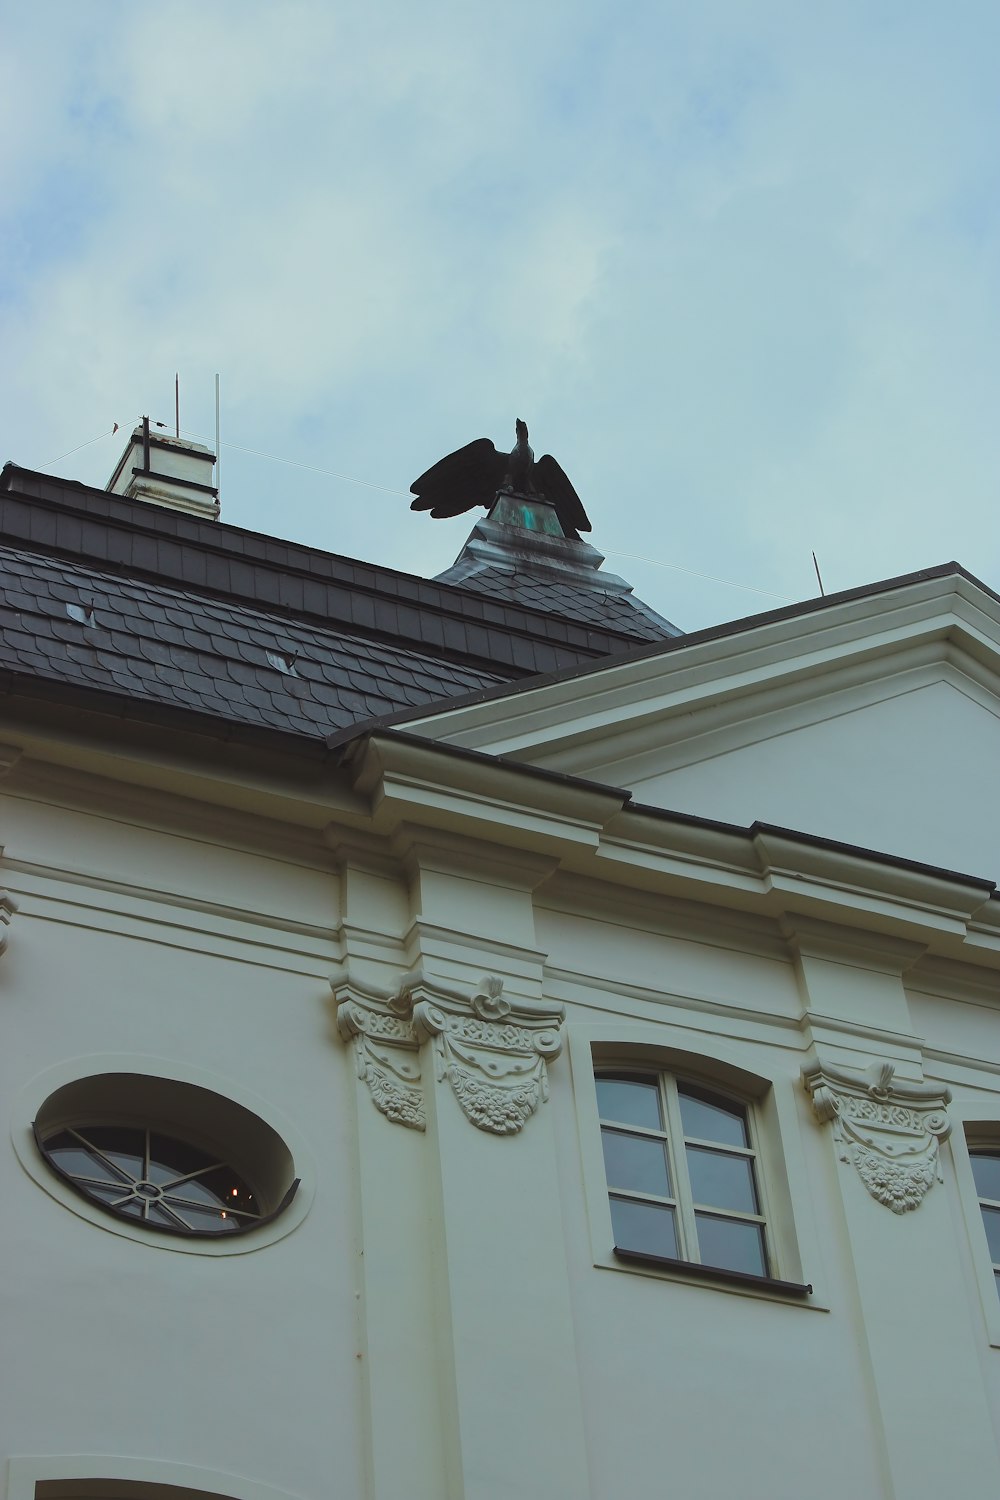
[613,1246,812,1298]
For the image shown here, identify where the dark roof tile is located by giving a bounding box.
[0,543,509,740]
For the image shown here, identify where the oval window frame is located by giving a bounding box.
[11,1055,315,1255]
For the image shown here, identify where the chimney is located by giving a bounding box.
[106,418,219,520]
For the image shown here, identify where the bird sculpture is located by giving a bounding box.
[409,420,591,538]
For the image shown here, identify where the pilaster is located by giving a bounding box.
[333,827,592,1500]
[787,918,1000,1497]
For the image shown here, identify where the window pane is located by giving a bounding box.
[981,1206,1000,1262]
[994,1270,1000,1302]
[971,1153,1000,1202]
[161,1166,233,1208]
[602,1128,671,1197]
[596,1077,662,1131]
[77,1126,144,1180]
[686,1146,758,1214]
[112,1197,144,1219]
[146,1133,220,1186]
[679,1089,748,1147]
[610,1196,678,1258]
[45,1137,125,1184]
[178,1203,241,1232]
[695,1213,767,1276]
[149,1204,183,1229]
[84,1182,135,1206]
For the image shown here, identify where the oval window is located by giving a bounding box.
[34,1074,298,1239]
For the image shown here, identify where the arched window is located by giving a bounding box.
[7,1456,307,1500]
[968,1148,1000,1299]
[596,1069,768,1277]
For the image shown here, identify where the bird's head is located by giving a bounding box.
[515,418,528,442]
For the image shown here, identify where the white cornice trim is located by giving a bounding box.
[400,573,1000,764]
[343,731,997,969]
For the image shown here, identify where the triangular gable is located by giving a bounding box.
[398,566,1000,881]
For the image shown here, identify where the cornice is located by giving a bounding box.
[778,914,927,974]
[906,954,1000,1008]
[561,648,1000,788]
[0,757,345,870]
[0,707,363,836]
[341,731,998,971]
[5,698,999,987]
[344,733,626,855]
[756,833,990,934]
[537,870,791,962]
[391,824,559,891]
[400,568,1000,761]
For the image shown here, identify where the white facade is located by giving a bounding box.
[3,559,1000,1500]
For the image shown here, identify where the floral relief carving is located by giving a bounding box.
[803,1059,951,1214]
[333,976,425,1130]
[0,889,18,959]
[333,967,565,1136]
[408,975,564,1137]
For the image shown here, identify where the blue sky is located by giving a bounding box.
[2,0,998,630]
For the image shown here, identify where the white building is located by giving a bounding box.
[2,429,1000,1500]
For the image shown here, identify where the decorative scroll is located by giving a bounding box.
[334,975,425,1130]
[332,968,565,1136]
[408,975,564,1136]
[0,890,17,959]
[803,1060,952,1214]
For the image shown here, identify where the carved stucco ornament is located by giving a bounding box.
[333,974,425,1130]
[408,975,564,1136]
[0,889,18,959]
[331,968,565,1136]
[803,1059,952,1214]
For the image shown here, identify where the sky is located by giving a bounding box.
[1,0,998,632]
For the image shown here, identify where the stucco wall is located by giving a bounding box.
[0,786,363,1500]
[3,764,1000,1500]
[627,677,1000,878]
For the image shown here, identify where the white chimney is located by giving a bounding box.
[106,419,219,520]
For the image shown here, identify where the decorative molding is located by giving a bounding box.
[408,973,564,1136]
[0,889,18,957]
[333,971,425,1130]
[803,1059,952,1214]
[331,966,565,1135]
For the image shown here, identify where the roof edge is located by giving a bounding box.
[325,561,998,742]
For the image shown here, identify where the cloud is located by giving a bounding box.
[2,0,998,628]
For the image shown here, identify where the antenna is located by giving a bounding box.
[175,373,180,439]
[215,373,221,509]
[812,550,825,597]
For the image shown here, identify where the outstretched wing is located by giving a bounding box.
[410,438,508,519]
[532,454,591,538]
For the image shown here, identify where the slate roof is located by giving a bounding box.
[0,466,664,676]
[0,543,510,739]
[449,564,673,642]
[0,461,680,747]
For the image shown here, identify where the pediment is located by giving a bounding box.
[405,568,1000,881]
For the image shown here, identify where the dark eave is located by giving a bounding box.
[0,668,332,761]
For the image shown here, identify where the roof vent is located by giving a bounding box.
[66,601,96,626]
[106,418,219,521]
